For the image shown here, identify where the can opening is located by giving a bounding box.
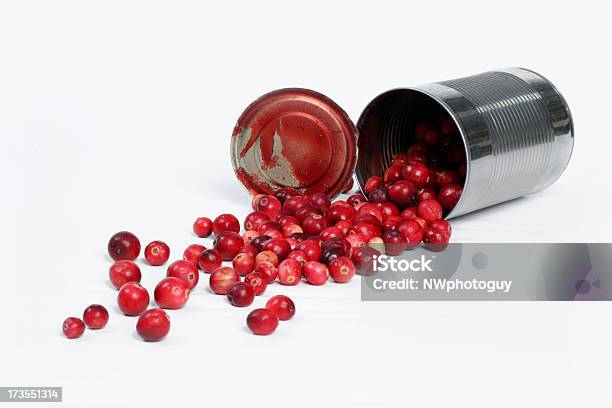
[356,89,467,217]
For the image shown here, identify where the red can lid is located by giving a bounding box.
[231,88,357,198]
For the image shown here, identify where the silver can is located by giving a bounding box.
[356,68,574,219]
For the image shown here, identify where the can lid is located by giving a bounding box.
[231,88,357,198]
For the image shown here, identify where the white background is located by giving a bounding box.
[2,1,612,407]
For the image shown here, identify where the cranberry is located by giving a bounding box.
[82,304,109,329]
[383,165,404,184]
[286,250,309,266]
[250,235,272,252]
[327,205,356,224]
[108,231,141,262]
[232,252,255,276]
[378,202,400,220]
[256,195,282,219]
[62,317,85,339]
[266,295,296,321]
[388,180,417,208]
[436,170,460,187]
[320,226,343,241]
[423,227,450,252]
[411,216,428,230]
[213,231,244,260]
[242,230,259,245]
[357,203,384,223]
[295,240,322,262]
[423,128,440,146]
[136,308,170,342]
[438,184,463,211]
[193,217,213,238]
[400,207,418,219]
[417,199,443,223]
[368,236,385,253]
[244,211,270,231]
[349,222,381,243]
[283,196,310,215]
[241,244,259,258]
[276,259,301,285]
[401,162,430,187]
[328,257,356,283]
[109,260,141,290]
[278,215,300,229]
[227,282,255,307]
[283,224,304,237]
[251,194,266,211]
[244,271,268,295]
[198,248,223,273]
[300,214,326,236]
[391,153,410,166]
[246,308,278,335]
[167,260,199,289]
[258,220,282,235]
[429,219,452,240]
[154,277,190,309]
[335,220,351,236]
[364,176,383,195]
[263,238,292,260]
[406,149,429,165]
[144,241,170,266]
[117,282,150,316]
[382,217,400,233]
[266,229,284,240]
[302,261,329,285]
[352,246,380,276]
[295,206,322,224]
[397,219,424,249]
[418,188,437,202]
[275,187,301,203]
[383,230,408,255]
[212,214,240,235]
[254,262,278,283]
[368,188,388,203]
[347,194,367,207]
[255,250,279,267]
[183,244,206,266]
[346,233,366,249]
[408,141,429,154]
[320,246,345,265]
[209,266,240,295]
[286,237,299,250]
[307,192,331,210]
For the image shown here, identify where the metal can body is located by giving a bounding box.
[356,68,574,219]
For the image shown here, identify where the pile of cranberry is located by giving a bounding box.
[61,119,465,342]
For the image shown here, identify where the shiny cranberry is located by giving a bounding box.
[408,141,429,154]
[283,196,310,215]
[417,199,443,223]
[137,308,170,342]
[266,229,284,240]
[302,261,329,285]
[429,219,452,240]
[438,184,463,211]
[209,266,240,295]
[62,317,85,339]
[247,308,278,335]
[307,192,331,210]
[266,295,296,321]
[258,220,282,235]
[301,214,327,236]
[244,211,270,231]
[397,219,424,249]
[411,216,428,230]
[349,222,381,243]
[167,260,199,289]
[183,244,206,266]
[356,203,384,223]
[250,235,272,252]
[383,165,404,184]
[354,213,383,230]
[401,162,430,187]
[193,217,213,238]
[364,176,382,195]
[423,227,450,252]
[406,149,429,165]
[346,234,367,249]
[232,252,255,276]
[418,188,437,202]
[294,206,321,224]
[347,194,367,207]
[327,205,356,224]
[351,246,380,276]
[382,230,408,255]
[144,241,170,266]
[368,188,388,203]
[275,187,301,203]
[278,215,300,229]
[382,217,401,233]
[244,271,267,295]
[278,259,302,285]
[109,260,141,290]
[295,239,323,262]
[328,257,356,283]
[319,226,343,241]
[388,180,417,208]
[335,220,351,236]
[198,248,222,273]
[241,244,259,258]
[82,304,109,329]
[321,246,345,265]
[256,195,282,219]
[154,277,190,309]
[251,194,266,211]
[286,250,309,266]
[378,202,400,220]
[255,250,279,267]
[254,262,278,283]
[243,230,259,245]
[108,231,141,262]
[263,238,292,260]
[436,170,460,187]
[227,282,255,307]
[283,224,304,237]
[323,237,352,257]
[286,237,299,250]
[400,207,417,219]
[117,282,150,316]
[212,214,240,235]
[391,153,410,166]
[213,231,244,261]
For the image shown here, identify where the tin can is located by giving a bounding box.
[356,68,574,219]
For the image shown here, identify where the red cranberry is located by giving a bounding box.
[417,199,443,223]
[351,246,380,276]
[397,219,425,249]
[109,260,141,290]
[349,222,381,243]
[400,207,418,219]
[244,271,267,295]
[302,214,328,236]
[136,308,170,342]
[382,217,400,233]
[378,202,400,220]
[250,235,272,252]
[232,252,255,276]
[423,227,450,252]
[244,211,270,231]
[429,219,452,240]
[302,261,329,285]
[241,244,259,258]
[436,170,460,187]
[347,194,367,207]
[275,187,301,203]
[193,217,213,238]
[62,317,85,339]
[255,250,279,267]
[383,165,404,184]
[212,214,240,235]
[295,239,322,262]
[266,229,284,240]
[258,220,282,235]
[209,266,240,295]
[278,259,302,285]
[154,277,190,309]
[356,203,384,223]
[328,257,356,283]
[368,188,388,203]
[411,216,428,230]
[251,194,266,210]
[295,206,322,224]
[266,295,296,321]
[286,250,309,266]
[382,230,408,255]
[246,308,278,335]
[406,149,429,165]
[183,244,206,266]
[346,233,366,249]
[256,195,282,219]
[335,220,351,236]
[213,231,244,261]
[307,192,331,210]
[254,262,278,283]
[321,246,348,265]
[286,237,299,250]
[263,238,292,260]
[283,196,310,215]
[144,241,170,266]
[198,248,222,273]
[418,188,437,202]
[283,224,303,237]
[401,162,430,187]
[82,304,109,329]
[320,226,343,241]
[407,141,429,154]
[327,205,356,224]
[226,282,255,307]
[364,176,383,195]
[167,260,199,289]
[117,282,150,316]
[438,184,463,211]
[391,153,410,166]
[108,231,141,262]
[278,215,300,229]
[243,230,259,244]
[388,180,417,208]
